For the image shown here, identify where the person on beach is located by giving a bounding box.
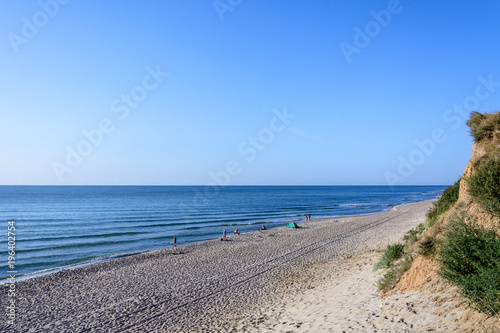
[173,236,176,245]
[233,229,239,235]
[222,229,227,241]
[261,225,266,230]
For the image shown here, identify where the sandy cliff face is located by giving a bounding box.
[398,130,500,293]
[457,140,500,231]
[394,114,500,332]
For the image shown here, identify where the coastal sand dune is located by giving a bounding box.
[2,200,435,332]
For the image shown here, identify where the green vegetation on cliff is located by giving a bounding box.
[376,111,500,318]
[437,111,500,316]
[438,213,500,316]
[374,243,404,270]
[467,156,500,217]
[426,178,461,227]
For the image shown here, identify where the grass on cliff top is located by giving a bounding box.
[438,213,500,317]
[467,111,500,144]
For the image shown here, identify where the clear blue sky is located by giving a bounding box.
[1,0,499,185]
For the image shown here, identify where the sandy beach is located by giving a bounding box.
[2,200,439,332]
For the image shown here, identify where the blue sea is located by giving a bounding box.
[0,186,445,281]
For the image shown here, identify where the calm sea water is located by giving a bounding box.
[0,186,445,281]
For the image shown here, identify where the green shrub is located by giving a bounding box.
[374,243,404,270]
[467,156,500,217]
[426,179,461,227]
[403,223,426,245]
[416,223,426,233]
[491,112,500,127]
[377,254,414,293]
[438,214,500,316]
[403,229,419,245]
[419,236,437,257]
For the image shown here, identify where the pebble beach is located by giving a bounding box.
[2,200,435,332]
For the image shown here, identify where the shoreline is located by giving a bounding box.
[2,199,435,332]
[0,198,428,285]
